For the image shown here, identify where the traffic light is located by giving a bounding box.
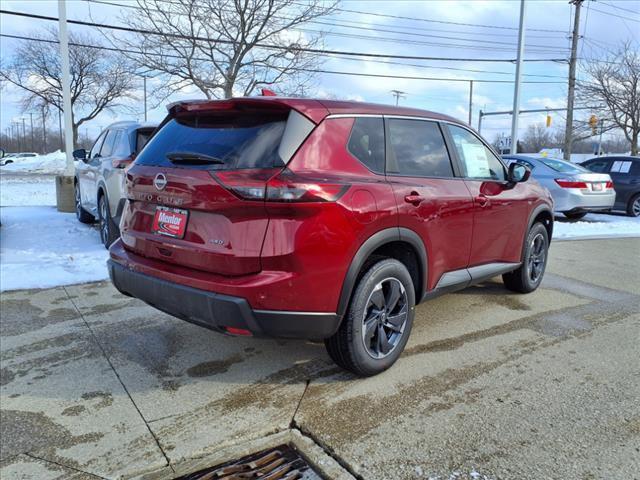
[589,114,598,135]
[546,114,552,127]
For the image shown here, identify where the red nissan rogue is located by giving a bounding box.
[108,97,553,376]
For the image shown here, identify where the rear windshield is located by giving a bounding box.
[135,129,155,154]
[134,113,288,170]
[540,157,589,174]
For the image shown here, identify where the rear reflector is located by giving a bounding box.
[555,179,588,189]
[225,327,252,336]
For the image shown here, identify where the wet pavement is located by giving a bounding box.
[1,238,639,479]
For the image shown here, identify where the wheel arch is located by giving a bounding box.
[337,227,427,319]
[522,204,553,261]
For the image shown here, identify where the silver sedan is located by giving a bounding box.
[503,155,615,220]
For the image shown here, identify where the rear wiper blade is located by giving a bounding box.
[166,151,225,165]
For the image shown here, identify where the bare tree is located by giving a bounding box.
[521,123,553,153]
[110,0,335,101]
[578,41,640,156]
[0,29,137,147]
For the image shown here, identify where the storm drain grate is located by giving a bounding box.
[176,444,323,480]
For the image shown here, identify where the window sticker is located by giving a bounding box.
[460,142,491,178]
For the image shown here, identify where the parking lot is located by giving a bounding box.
[1,237,639,480]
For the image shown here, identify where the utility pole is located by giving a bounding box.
[468,80,474,126]
[29,113,34,152]
[597,119,604,156]
[143,76,148,121]
[41,106,47,154]
[58,109,63,151]
[510,0,526,155]
[390,89,407,106]
[21,118,26,151]
[563,0,583,160]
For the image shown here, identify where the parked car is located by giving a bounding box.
[0,152,38,166]
[503,154,615,220]
[73,121,157,247]
[580,156,640,217]
[108,98,553,376]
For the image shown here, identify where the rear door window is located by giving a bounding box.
[387,119,453,177]
[135,112,289,170]
[112,130,132,157]
[100,130,118,157]
[347,117,385,173]
[611,160,633,174]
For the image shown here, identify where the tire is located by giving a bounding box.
[503,222,549,294]
[325,258,416,376]
[627,194,640,217]
[562,211,587,221]
[98,193,119,248]
[75,182,95,224]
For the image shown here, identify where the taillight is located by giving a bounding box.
[555,179,588,189]
[266,171,349,202]
[213,169,281,200]
[605,181,613,189]
[112,156,133,169]
[214,169,349,203]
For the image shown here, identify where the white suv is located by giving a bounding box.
[73,121,157,247]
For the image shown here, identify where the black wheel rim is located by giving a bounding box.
[527,233,547,284]
[74,184,82,219]
[99,197,109,244]
[361,277,408,359]
[633,198,640,216]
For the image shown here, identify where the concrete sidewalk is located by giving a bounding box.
[1,238,639,479]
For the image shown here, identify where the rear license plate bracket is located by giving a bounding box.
[152,206,189,238]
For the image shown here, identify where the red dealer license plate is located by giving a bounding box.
[152,206,188,239]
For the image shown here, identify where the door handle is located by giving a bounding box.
[404,192,424,206]
[475,194,490,207]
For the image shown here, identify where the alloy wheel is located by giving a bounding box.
[361,278,408,359]
[527,233,547,284]
[99,197,109,245]
[633,197,640,217]
[74,185,82,219]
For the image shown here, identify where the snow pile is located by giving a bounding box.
[554,213,640,240]
[0,151,71,174]
[0,207,109,291]
[0,176,57,206]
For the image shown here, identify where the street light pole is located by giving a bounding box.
[510,0,526,155]
[143,76,148,122]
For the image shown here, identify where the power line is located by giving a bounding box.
[0,33,566,85]
[589,5,640,22]
[298,1,571,33]
[0,9,570,63]
[85,0,570,49]
[598,1,640,16]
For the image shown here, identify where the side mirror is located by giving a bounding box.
[508,162,531,184]
[72,149,87,162]
[0,148,5,158]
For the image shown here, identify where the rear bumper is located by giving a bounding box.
[553,189,615,212]
[108,259,340,340]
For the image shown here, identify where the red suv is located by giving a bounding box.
[108,97,553,376]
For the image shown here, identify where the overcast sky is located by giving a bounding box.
[1,0,638,148]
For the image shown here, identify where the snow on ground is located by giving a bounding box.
[0,176,638,291]
[553,213,640,240]
[0,151,71,175]
[0,175,57,206]
[0,206,109,292]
